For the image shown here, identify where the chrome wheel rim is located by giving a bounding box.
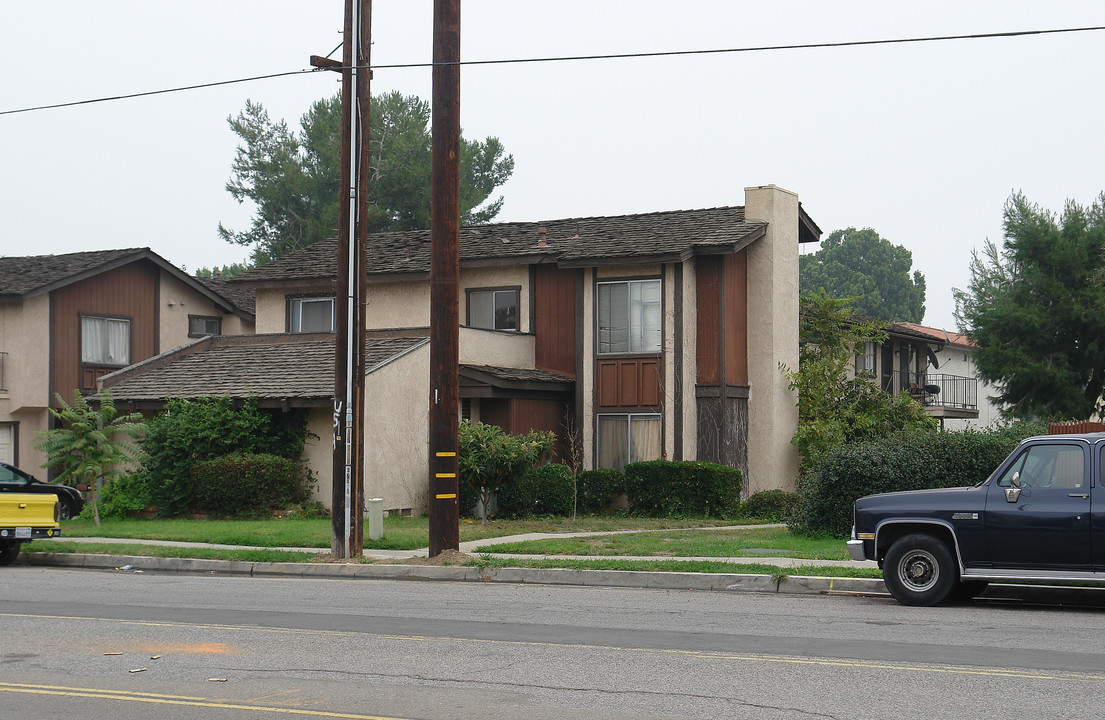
[897,549,939,593]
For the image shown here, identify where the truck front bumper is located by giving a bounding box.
[846,539,868,561]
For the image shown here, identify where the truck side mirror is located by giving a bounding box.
[1005,472,1022,503]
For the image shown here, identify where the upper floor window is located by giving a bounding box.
[81,315,130,366]
[855,341,876,375]
[188,315,222,337]
[468,288,518,331]
[598,279,661,354]
[289,296,335,333]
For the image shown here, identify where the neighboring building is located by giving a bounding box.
[102,185,820,514]
[893,322,1003,428]
[0,248,255,470]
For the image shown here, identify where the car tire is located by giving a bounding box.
[0,541,20,566]
[883,534,957,606]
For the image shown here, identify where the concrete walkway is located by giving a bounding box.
[34,523,879,571]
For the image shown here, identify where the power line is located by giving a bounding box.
[3,25,1103,117]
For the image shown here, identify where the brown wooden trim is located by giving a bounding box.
[695,384,750,399]
[672,262,683,461]
[575,269,585,465]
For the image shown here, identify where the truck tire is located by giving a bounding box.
[883,533,956,606]
[0,541,20,566]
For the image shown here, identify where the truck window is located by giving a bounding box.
[998,444,1083,490]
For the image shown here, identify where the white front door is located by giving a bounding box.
[0,424,13,464]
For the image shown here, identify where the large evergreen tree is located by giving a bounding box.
[219,91,514,264]
[799,227,926,322]
[954,191,1105,419]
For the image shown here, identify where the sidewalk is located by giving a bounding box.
[24,526,886,597]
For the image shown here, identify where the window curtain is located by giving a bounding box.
[81,316,129,365]
[81,316,104,363]
[597,415,629,469]
[630,280,661,352]
[629,415,662,463]
[105,319,129,364]
[598,283,629,353]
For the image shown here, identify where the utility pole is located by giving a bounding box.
[315,0,370,559]
[427,0,461,557]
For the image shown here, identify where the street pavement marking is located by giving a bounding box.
[7,611,1105,685]
[0,682,414,720]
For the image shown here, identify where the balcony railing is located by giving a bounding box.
[904,372,976,410]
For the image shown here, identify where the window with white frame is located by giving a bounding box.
[81,316,131,366]
[288,296,335,333]
[468,288,518,331]
[597,413,662,470]
[597,279,661,354]
[855,341,877,375]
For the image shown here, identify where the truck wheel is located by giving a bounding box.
[883,534,956,606]
[0,541,20,566]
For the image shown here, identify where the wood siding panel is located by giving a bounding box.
[51,262,158,405]
[534,265,576,376]
[695,256,721,385]
[724,251,748,386]
[595,358,661,409]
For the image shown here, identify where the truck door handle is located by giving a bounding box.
[1069,493,1089,498]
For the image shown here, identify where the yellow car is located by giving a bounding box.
[0,493,62,565]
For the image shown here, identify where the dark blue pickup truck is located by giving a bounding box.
[848,432,1104,605]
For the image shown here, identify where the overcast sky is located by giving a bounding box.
[3,1,1103,331]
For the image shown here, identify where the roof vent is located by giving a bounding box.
[537,227,548,248]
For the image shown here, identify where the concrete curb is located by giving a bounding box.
[19,551,890,596]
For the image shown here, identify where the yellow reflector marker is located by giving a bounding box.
[435,473,456,478]
[435,451,456,457]
[857,533,874,540]
[435,493,457,500]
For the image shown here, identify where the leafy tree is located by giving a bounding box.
[782,291,934,469]
[219,91,514,264]
[954,191,1105,419]
[800,227,926,322]
[457,420,555,525]
[194,263,251,279]
[34,390,145,527]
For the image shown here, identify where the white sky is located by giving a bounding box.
[2,1,1103,331]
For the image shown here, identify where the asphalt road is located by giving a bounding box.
[3,567,1105,719]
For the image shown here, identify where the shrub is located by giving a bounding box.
[529,463,575,516]
[790,421,1049,536]
[623,460,742,517]
[576,468,625,513]
[740,489,798,522]
[458,420,555,522]
[98,471,152,519]
[192,453,310,518]
[142,397,310,516]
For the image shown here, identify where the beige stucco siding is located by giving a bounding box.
[580,268,595,467]
[458,326,535,369]
[744,185,801,493]
[0,295,51,470]
[680,258,698,459]
[158,272,253,351]
[364,342,430,514]
[301,409,334,506]
[254,288,290,334]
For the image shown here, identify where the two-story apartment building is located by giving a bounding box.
[0,248,254,470]
[101,185,819,514]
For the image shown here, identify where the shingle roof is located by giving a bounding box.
[197,276,256,315]
[100,334,428,404]
[0,248,148,298]
[232,206,769,283]
[463,365,574,384]
[894,322,977,349]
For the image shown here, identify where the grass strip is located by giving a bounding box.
[464,556,882,578]
[25,541,316,563]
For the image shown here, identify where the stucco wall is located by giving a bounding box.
[744,185,801,493]
[458,326,535,369]
[158,272,253,351]
[364,342,430,513]
[254,288,292,334]
[0,295,51,471]
[680,258,698,459]
[302,409,334,506]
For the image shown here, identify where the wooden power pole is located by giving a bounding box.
[428,0,461,557]
[318,0,371,559]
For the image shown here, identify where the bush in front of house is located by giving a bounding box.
[789,421,1050,537]
[98,471,153,519]
[576,468,625,513]
[740,489,798,522]
[142,397,310,516]
[623,460,742,517]
[192,453,310,518]
[458,420,556,522]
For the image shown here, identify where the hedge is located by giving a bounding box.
[790,422,1049,537]
[576,468,625,513]
[192,453,310,518]
[623,460,742,517]
[740,489,798,522]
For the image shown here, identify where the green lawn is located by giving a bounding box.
[27,540,316,563]
[60,515,760,551]
[476,527,850,560]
